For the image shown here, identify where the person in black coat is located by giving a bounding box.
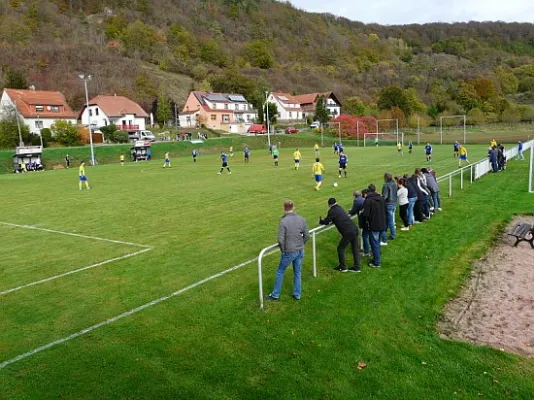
[361,184,387,268]
[320,198,361,272]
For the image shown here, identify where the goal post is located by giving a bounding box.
[440,115,466,145]
[363,132,404,148]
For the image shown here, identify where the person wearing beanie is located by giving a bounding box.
[319,198,361,272]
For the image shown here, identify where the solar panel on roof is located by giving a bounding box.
[229,95,246,102]
[206,94,226,102]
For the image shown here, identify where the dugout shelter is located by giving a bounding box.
[130,140,152,161]
[13,146,44,173]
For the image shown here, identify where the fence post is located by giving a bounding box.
[449,175,452,197]
[460,168,464,190]
[312,231,317,278]
[258,255,264,310]
[470,164,473,184]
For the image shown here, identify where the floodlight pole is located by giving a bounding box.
[265,91,271,147]
[356,120,360,147]
[440,116,443,145]
[463,114,467,144]
[14,101,24,146]
[80,74,95,166]
[417,116,420,145]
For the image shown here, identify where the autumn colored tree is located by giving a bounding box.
[51,120,80,146]
[456,83,480,112]
[314,96,330,126]
[343,97,366,116]
[242,40,274,69]
[470,78,497,101]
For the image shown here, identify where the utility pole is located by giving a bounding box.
[14,101,23,146]
[79,74,95,166]
[265,91,271,147]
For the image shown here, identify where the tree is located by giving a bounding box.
[403,88,426,114]
[0,117,30,148]
[3,68,28,89]
[197,79,213,92]
[199,39,227,67]
[242,40,274,69]
[156,90,171,125]
[314,96,330,125]
[122,20,157,55]
[343,97,366,116]
[456,83,480,113]
[495,66,519,95]
[470,78,497,101]
[259,102,277,125]
[51,120,80,146]
[377,85,412,116]
[467,108,486,125]
[518,77,534,93]
[501,108,521,126]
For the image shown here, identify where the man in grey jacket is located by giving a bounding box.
[267,200,310,301]
[421,168,441,211]
[381,172,398,243]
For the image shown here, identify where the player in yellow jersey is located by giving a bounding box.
[78,161,90,191]
[163,152,171,168]
[314,143,320,156]
[458,145,470,167]
[490,138,497,148]
[397,142,403,156]
[312,158,325,191]
[293,148,302,170]
[120,154,125,166]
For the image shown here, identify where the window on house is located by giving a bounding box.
[95,108,99,116]
[35,120,44,129]
[225,104,229,109]
[222,114,230,123]
[51,106,59,112]
[289,112,292,118]
[211,114,216,120]
[89,109,93,117]
[35,106,44,112]
[213,103,217,109]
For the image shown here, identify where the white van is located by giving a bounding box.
[139,130,156,142]
[310,121,321,129]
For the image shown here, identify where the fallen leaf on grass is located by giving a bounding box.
[356,362,367,371]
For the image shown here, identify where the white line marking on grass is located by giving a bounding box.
[0,222,149,248]
[0,249,279,370]
[0,247,153,296]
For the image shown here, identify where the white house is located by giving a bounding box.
[0,88,77,134]
[179,92,256,133]
[268,92,304,122]
[79,95,148,132]
[269,91,342,123]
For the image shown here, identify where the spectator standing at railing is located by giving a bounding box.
[415,168,431,219]
[404,174,418,226]
[422,168,441,211]
[319,198,361,273]
[349,189,371,256]
[267,200,310,301]
[381,173,397,244]
[396,178,410,231]
[518,141,524,160]
[362,184,387,268]
[489,147,498,172]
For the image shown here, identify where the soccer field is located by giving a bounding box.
[1,144,533,399]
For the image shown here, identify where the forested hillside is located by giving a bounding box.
[2,0,534,126]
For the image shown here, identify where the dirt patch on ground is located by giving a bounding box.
[439,216,534,358]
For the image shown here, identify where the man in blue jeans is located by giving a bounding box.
[362,184,387,268]
[380,173,397,244]
[267,200,310,301]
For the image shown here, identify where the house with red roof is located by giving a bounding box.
[179,92,256,133]
[0,88,77,134]
[79,95,149,132]
[268,91,342,122]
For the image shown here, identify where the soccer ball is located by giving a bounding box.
[333,182,338,187]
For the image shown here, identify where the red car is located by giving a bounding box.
[284,127,299,134]
[247,124,267,134]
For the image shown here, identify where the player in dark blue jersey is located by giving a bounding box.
[218,152,231,174]
[408,140,413,154]
[192,149,198,163]
[425,143,432,162]
[338,152,348,178]
[453,141,460,158]
[244,147,250,163]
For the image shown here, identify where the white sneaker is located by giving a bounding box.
[380,242,388,246]
[437,208,442,211]
[430,207,435,211]
[401,227,409,231]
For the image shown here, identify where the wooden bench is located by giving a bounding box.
[508,223,534,248]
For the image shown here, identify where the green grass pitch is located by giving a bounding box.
[1,144,533,399]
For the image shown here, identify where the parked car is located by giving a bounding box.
[284,127,299,134]
[247,124,267,134]
[129,130,156,142]
[310,121,321,129]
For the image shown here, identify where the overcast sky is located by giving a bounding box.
[288,0,534,25]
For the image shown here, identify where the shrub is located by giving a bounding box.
[51,120,80,146]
